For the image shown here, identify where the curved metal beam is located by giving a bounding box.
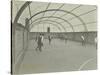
[14,1,32,24]
[31,22,62,32]
[30,19,67,32]
[28,9,87,31]
[29,16,74,32]
[13,2,87,31]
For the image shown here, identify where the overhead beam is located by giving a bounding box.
[31,22,62,32]
[29,16,77,32]
[14,1,32,24]
[30,19,67,32]
[28,9,87,31]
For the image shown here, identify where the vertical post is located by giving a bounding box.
[25,18,29,50]
[12,23,16,74]
[23,28,25,50]
[11,1,14,74]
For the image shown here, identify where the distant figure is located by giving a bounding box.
[81,35,85,46]
[94,37,97,49]
[48,36,52,45]
[36,34,44,52]
[41,34,44,46]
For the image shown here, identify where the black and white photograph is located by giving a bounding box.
[11,0,98,74]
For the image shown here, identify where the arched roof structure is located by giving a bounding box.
[12,1,97,32]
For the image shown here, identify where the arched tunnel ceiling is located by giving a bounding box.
[12,1,97,32]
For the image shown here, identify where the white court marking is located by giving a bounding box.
[78,57,96,70]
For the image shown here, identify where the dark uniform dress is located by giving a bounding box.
[36,36,43,52]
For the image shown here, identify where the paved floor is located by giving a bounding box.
[14,39,97,74]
